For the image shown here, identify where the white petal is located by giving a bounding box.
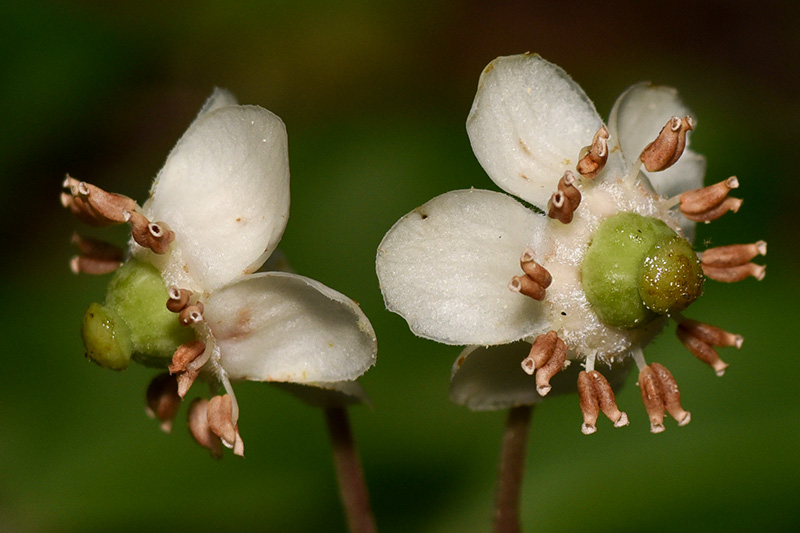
[467,53,603,208]
[376,189,552,345]
[140,104,290,293]
[271,380,370,408]
[205,272,377,384]
[196,87,238,116]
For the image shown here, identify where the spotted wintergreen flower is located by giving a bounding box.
[64,89,377,455]
[376,53,764,433]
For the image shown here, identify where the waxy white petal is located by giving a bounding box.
[196,87,238,116]
[376,189,552,346]
[204,272,377,383]
[467,54,603,208]
[140,105,290,293]
[271,380,370,408]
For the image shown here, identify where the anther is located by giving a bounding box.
[639,116,694,172]
[576,125,609,179]
[638,363,690,433]
[145,373,182,433]
[509,275,546,301]
[127,210,175,254]
[701,241,767,267]
[702,263,766,282]
[169,340,206,398]
[577,370,629,435]
[187,398,223,459]
[547,171,582,224]
[61,175,138,226]
[519,249,552,288]
[207,394,244,457]
[179,302,204,326]
[167,287,193,313]
[520,331,566,396]
[679,177,742,222]
[677,319,741,376]
[69,234,124,275]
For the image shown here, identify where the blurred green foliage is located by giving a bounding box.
[2,1,798,531]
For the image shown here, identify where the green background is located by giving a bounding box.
[2,1,797,531]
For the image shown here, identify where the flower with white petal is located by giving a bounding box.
[64,89,377,455]
[377,54,764,433]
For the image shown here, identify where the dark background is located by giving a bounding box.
[2,1,798,531]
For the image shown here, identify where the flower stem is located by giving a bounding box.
[324,406,377,533]
[493,405,534,533]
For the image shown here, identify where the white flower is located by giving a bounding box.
[376,54,763,433]
[64,89,377,454]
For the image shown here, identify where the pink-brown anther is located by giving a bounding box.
[576,125,609,179]
[638,363,691,433]
[187,398,223,459]
[169,340,206,397]
[679,177,742,222]
[509,275,546,301]
[519,249,552,288]
[700,241,767,282]
[207,394,244,457]
[520,331,566,396]
[677,319,741,376]
[547,171,582,224]
[70,234,123,275]
[179,302,205,326]
[167,287,193,313]
[577,370,628,434]
[640,115,694,172]
[61,175,138,226]
[126,210,175,254]
[145,373,182,433]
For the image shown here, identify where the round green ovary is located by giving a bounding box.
[82,259,194,370]
[582,212,702,329]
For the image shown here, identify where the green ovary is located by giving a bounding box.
[82,258,194,370]
[581,212,704,329]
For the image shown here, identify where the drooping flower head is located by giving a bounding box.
[63,89,377,455]
[377,54,764,433]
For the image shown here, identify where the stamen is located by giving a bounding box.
[576,125,609,179]
[207,394,244,457]
[519,249,552,288]
[187,398,223,459]
[680,176,739,214]
[547,172,582,224]
[649,363,691,426]
[509,275,546,301]
[61,175,138,226]
[578,370,628,435]
[169,340,207,398]
[557,171,581,208]
[677,319,741,376]
[126,210,175,254]
[145,373,181,433]
[167,287,193,313]
[702,262,766,282]
[519,331,566,396]
[701,241,767,267]
[69,234,123,275]
[637,366,666,433]
[639,116,693,172]
[681,197,743,223]
[679,177,742,222]
[179,302,205,326]
[678,318,743,349]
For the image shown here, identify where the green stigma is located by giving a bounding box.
[581,212,704,329]
[82,258,194,370]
